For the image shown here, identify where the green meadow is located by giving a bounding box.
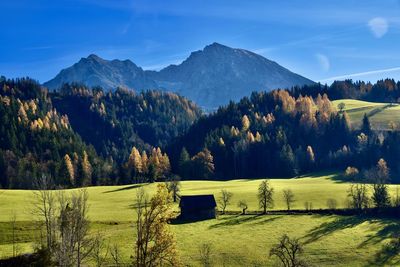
[1,173,400,266]
[332,99,400,130]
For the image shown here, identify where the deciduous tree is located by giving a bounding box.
[258,180,274,214]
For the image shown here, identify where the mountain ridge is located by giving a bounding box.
[44,43,315,108]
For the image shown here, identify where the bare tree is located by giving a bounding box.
[110,243,122,266]
[269,234,308,267]
[165,176,181,202]
[218,189,233,214]
[91,233,109,267]
[135,184,180,267]
[282,189,295,211]
[198,243,213,267]
[238,200,248,215]
[56,189,93,267]
[326,198,337,210]
[347,183,369,211]
[304,202,313,211]
[33,175,57,252]
[11,211,19,257]
[258,180,274,214]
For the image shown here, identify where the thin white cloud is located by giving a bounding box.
[368,17,388,38]
[318,66,400,83]
[316,53,330,72]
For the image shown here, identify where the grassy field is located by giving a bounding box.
[332,99,400,130]
[1,173,400,266]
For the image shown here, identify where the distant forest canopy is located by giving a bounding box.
[0,76,400,189]
[289,78,400,103]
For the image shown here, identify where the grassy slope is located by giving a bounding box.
[332,99,400,130]
[1,173,400,266]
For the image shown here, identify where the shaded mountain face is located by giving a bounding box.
[44,54,158,91]
[44,43,314,109]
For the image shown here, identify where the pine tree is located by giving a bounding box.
[178,147,190,178]
[362,114,371,134]
[279,144,297,177]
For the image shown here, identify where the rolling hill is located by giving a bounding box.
[332,99,400,130]
[1,173,399,266]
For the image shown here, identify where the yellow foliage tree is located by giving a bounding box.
[135,184,180,267]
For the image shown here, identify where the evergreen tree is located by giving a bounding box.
[178,147,190,178]
[362,114,371,134]
[279,144,297,177]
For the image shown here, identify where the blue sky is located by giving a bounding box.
[1,0,400,84]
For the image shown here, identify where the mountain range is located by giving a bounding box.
[44,43,314,109]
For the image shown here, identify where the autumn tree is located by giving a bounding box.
[148,148,171,181]
[134,184,180,266]
[59,154,75,186]
[192,148,215,179]
[141,151,149,175]
[128,147,143,177]
[258,180,274,214]
[79,151,92,186]
[305,146,315,171]
[344,167,359,181]
[218,189,233,214]
[283,189,295,211]
[241,115,250,131]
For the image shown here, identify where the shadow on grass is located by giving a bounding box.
[358,220,400,249]
[208,215,282,229]
[304,214,400,266]
[370,243,400,267]
[103,184,145,194]
[303,215,368,244]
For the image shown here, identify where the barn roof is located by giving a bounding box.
[179,195,217,210]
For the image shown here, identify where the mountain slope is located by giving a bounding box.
[149,43,314,108]
[44,43,314,109]
[44,54,158,91]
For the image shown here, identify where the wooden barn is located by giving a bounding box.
[179,195,217,220]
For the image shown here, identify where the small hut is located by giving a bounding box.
[179,195,217,220]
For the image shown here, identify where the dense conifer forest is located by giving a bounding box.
[1,76,400,188]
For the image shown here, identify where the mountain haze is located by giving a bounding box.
[44,43,314,109]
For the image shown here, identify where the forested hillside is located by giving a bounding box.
[168,89,400,182]
[52,83,201,162]
[0,78,105,188]
[0,77,201,188]
[1,76,400,189]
